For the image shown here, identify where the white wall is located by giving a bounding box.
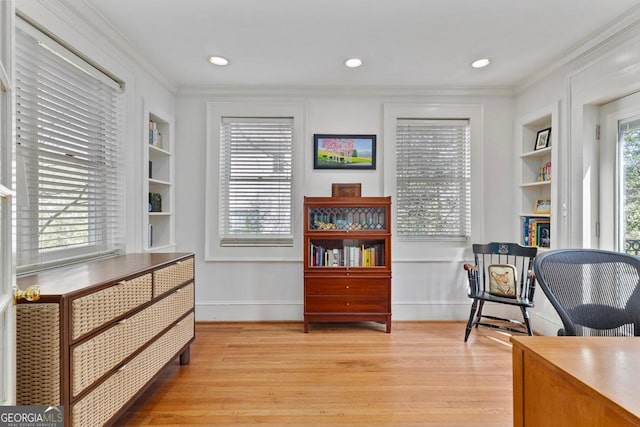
[177,14,640,330]
[15,0,177,256]
[19,0,640,334]
[515,14,640,335]
[175,91,517,322]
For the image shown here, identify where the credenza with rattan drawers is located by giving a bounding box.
[15,252,195,427]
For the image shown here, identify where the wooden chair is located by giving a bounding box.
[533,248,640,336]
[464,242,538,342]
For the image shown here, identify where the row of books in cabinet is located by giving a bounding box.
[310,243,385,267]
[522,216,550,248]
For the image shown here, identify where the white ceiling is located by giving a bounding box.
[83,0,640,90]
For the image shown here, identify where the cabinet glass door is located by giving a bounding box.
[308,206,386,230]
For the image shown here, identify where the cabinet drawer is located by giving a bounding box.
[153,257,194,297]
[72,313,194,427]
[72,273,153,340]
[305,277,389,295]
[71,283,194,397]
[306,295,388,313]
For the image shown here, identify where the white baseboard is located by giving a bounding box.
[195,301,303,321]
[194,300,563,337]
[194,300,471,322]
[530,311,563,336]
[389,301,471,320]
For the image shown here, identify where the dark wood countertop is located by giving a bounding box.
[17,252,193,299]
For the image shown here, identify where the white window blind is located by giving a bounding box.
[396,119,471,239]
[219,117,293,246]
[15,24,122,273]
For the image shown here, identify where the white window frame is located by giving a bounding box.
[205,102,305,261]
[14,19,123,274]
[219,117,294,247]
[383,103,483,261]
[395,118,471,240]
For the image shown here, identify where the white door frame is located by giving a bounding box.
[599,92,640,251]
[0,0,16,406]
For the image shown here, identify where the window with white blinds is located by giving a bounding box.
[15,23,123,273]
[395,119,471,239]
[219,117,293,246]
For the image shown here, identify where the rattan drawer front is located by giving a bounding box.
[72,282,194,397]
[72,313,194,427]
[16,304,61,405]
[71,273,153,340]
[153,257,194,297]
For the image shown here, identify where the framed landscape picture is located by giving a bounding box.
[313,134,376,169]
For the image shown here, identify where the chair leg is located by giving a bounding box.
[521,306,533,336]
[464,299,479,342]
[474,300,485,329]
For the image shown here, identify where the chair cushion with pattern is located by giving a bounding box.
[488,264,518,298]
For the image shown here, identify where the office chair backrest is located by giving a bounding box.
[533,249,640,336]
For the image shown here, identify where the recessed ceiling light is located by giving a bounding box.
[471,58,491,69]
[345,58,363,68]
[208,56,229,66]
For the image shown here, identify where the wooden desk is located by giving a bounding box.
[511,336,640,427]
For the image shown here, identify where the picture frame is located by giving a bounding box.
[536,221,551,248]
[313,134,376,170]
[534,127,551,151]
[533,198,551,215]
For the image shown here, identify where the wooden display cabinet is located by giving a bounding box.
[303,196,392,332]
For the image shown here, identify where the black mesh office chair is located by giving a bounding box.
[463,242,538,342]
[534,249,640,336]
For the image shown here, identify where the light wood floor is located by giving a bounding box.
[119,321,515,426]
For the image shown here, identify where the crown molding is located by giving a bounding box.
[515,5,640,94]
[18,0,178,93]
[177,84,514,99]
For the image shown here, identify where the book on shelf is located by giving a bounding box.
[148,120,163,148]
[521,216,550,247]
[149,192,162,212]
[537,161,552,182]
[309,242,384,267]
